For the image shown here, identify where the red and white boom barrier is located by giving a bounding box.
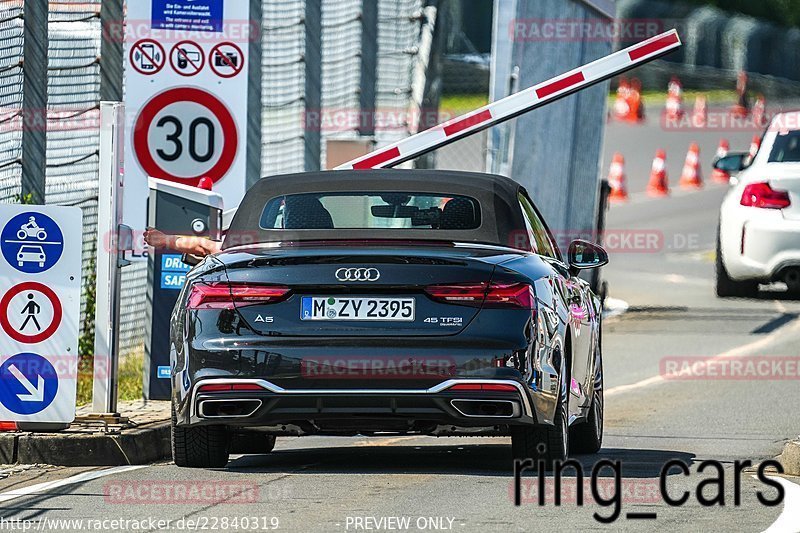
[336,30,681,171]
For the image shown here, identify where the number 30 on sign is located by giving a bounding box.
[132,87,238,188]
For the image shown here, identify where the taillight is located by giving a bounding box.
[740,182,791,209]
[198,383,265,393]
[187,282,291,310]
[449,383,518,392]
[424,282,534,308]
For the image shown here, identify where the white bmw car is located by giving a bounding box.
[715,111,800,297]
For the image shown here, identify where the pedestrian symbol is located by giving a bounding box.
[0,282,62,344]
[1,212,64,273]
[20,294,41,332]
[0,353,58,415]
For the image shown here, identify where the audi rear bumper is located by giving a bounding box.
[174,378,540,436]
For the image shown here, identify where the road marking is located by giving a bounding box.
[761,476,800,533]
[606,315,800,397]
[604,297,629,319]
[354,436,420,447]
[0,465,148,504]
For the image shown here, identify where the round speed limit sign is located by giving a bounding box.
[132,88,238,187]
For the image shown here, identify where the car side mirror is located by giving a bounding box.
[568,240,608,273]
[713,152,747,173]
[181,253,202,267]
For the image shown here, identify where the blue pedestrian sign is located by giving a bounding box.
[0,353,58,415]
[1,212,65,274]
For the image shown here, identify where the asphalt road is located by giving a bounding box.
[1,106,799,532]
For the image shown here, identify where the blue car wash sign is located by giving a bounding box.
[0,204,82,424]
[152,0,224,33]
[161,254,191,290]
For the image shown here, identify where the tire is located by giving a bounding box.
[512,368,569,470]
[715,231,758,298]
[171,403,230,468]
[569,348,603,455]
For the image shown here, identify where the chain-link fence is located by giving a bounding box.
[0,1,434,375]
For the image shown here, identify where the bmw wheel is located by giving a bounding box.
[715,230,758,298]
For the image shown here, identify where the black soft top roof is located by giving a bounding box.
[223,170,528,250]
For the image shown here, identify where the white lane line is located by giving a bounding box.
[603,297,629,319]
[762,476,800,533]
[606,315,800,398]
[0,465,148,504]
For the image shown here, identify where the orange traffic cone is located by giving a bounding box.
[647,149,669,197]
[665,76,684,119]
[612,79,631,121]
[752,94,766,127]
[607,153,629,202]
[711,139,730,184]
[692,95,707,128]
[679,143,703,189]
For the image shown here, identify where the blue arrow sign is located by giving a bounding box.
[0,353,58,415]
[1,212,65,274]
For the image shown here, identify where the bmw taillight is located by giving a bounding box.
[187,282,291,310]
[425,282,534,308]
[740,182,791,209]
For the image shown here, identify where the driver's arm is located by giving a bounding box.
[144,229,222,257]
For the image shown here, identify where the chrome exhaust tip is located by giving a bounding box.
[450,399,520,418]
[197,399,262,419]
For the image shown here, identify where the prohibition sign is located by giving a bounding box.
[209,42,245,78]
[132,87,238,187]
[130,39,165,76]
[170,41,205,77]
[0,282,62,344]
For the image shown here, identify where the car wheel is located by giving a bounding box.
[715,231,758,298]
[171,403,230,468]
[511,368,568,469]
[569,347,603,454]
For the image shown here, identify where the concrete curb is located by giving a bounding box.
[0,421,171,466]
[780,439,800,476]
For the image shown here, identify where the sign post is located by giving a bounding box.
[0,206,82,424]
[92,102,132,416]
[124,0,253,260]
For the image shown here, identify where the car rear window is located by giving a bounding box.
[769,130,800,163]
[259,192,481,230]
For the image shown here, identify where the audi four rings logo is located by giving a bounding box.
[336,268,381,282]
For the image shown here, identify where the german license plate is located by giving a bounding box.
[301,297,415,321]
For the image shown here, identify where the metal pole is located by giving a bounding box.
[246,0,263,188]
[99,0,124,101]
[20,0,48,204]
[304,0,322,171]
[92,103,126,415]
[358,0,378,137]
